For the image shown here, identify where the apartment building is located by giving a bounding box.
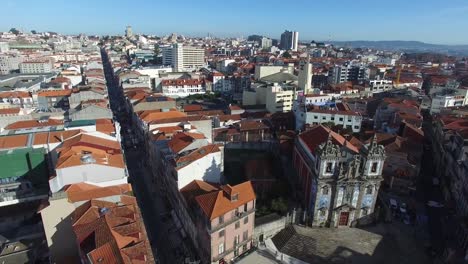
[162,44,205,71]
[161,79,205,97]
[181,180,256,263]
[19,59,54,74]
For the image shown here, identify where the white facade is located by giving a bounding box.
[294,103,362,132]
[162,44,205,71]
[430,91,468,114]
[19,60,53,74]
[266,84,295,113]
[298,57,312,94]
[303,94,334,106]
[49,164,128,193]
[261,37,272,49]
[0,54,24,75]
[161,80,205,98]
[177,151,223,189]
[369,80,393,93]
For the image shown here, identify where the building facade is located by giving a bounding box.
[280,30,299,51]
[292,125,385,227]
[162,44,205,71]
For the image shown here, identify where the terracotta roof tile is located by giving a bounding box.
[37,89,72,97]
[0,134,29,149]
[4,119,64,130]
[175,144,220,169]
[65,183,132,203]
[0,108,20,115]
[181,180,255,220]
[167,132,206,153]
[299,125,359,154]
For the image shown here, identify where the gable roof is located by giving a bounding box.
[298,125,359,154]
[181,180,256,220]
[65,183,132,203]
[72,195,152,264]
[167,132,206,153]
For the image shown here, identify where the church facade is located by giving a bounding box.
[292,125,385,227]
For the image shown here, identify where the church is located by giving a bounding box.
[292,125,385,227]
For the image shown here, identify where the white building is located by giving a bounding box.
[48,133,128,193]
[19,59,53,74]
[298,56,312,95]
[0,53,24,75]
[261,37,272,49]
[0,42,9,53]
[243,82,295,113]
[430,89,468,114]
[161,79,205,97]
[302,94,334,106]
[369,79,393,93]
[162,44,205,71]
[294,97,362,132]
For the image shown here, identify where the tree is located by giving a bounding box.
[271,197,288,215]
[282,51,292,58]
[31,30,37,34]
[9,28,20,35]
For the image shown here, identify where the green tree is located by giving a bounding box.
[282,51,292,58]
[271,197,288,215]
[9,28,20,35]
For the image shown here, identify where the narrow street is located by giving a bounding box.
[100,49,199,263]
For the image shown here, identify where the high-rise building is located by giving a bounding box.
[298,55,312,94]
[125,26,133,38]
[280,30,299,51]
[162,44,205,71]
[260,37,272,49]
[329,63,367,84]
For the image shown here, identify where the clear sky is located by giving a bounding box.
[2,0,468,44]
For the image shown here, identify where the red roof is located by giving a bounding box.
[181,180,256,220]
[299,125,360,154]
[167,132,206,153]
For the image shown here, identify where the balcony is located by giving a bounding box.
[212,236,252,262]
[209,208,255,233]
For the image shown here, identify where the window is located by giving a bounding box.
[244,203,248,212]
[339,117,343,121]
[320,210,326,217]
[314,116,318,119]
[244,216,249,224]
[234,235,240,246]
[219,215,224,224]
[243,231,248,241]
[362,208,369,216]
[218,243,224,255]
[371,162,378,173]
[354,126,360,130]
[322,186,329,195]
[325,162,333,173]
[366,186,373,195]
[219,230,225,238]
[235,221,240,229]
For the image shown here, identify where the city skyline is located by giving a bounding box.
[2,0,468,45]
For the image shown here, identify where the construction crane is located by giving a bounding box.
[395,67,402,87]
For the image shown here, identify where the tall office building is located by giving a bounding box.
[280,30,299,51]
[125,26,133,38]
[162,44,205,71]
[261,37,273,49]
[298,55,312,94]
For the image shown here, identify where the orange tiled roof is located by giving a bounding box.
[72,196,151,264]
[139,110,186,123]
[0,134,29,149]
[65,183,132,203]
[37,89,72,97]
[299,124,360,154]
[175,144,220,169]
[0,108,20,115]
[96,119,115,135]
[33,130,83,145]
[181,180,256,220]
[0,91,31,98]
[4,119,64,130]
[168,132,206,153]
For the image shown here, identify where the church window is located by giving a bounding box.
[325,162,332,173]
[371,162,378,173]
[366,186,373,195]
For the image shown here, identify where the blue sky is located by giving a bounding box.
[2,0,468,44]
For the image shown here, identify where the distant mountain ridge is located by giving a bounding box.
[320,40,468,56]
